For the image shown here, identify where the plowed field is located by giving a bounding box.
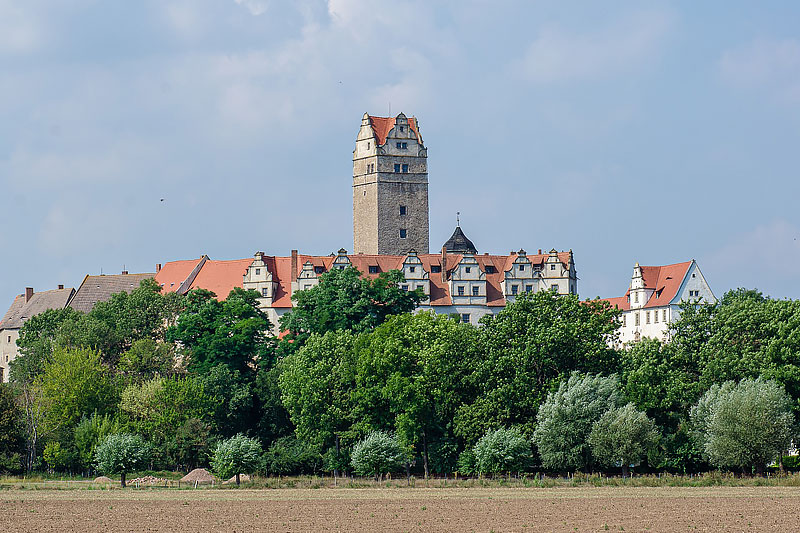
[1,486,798,532]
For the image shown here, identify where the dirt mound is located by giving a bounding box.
[223,474,251,485]
[181,468,216,483]
[130,476,169,486]
[93,476,113,484]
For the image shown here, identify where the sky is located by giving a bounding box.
[1,0,799,310]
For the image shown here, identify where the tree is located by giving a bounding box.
[262,436,321,476]
[202,364,256,438]
[167,288,274,376]
[456,291,620,442]
[95,433,151,487]
[35,347,117,434]
[533,373,622,472]
[589,403,659,477]
[353,312,479,478]
[690,378,795,473]
[473,427,532,475]
[12,307,84,383]
[211,434,262,485]
[278,266,424,345]
[118,338,178,381]
[74,412,121,471]
[350,431,405,480]
[0,385,24,474]
[279,331,358,461]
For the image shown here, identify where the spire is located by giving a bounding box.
[443,225,478,254]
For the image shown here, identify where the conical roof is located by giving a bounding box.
[443,225,477,254]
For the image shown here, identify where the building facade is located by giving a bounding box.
[603,260,716,346]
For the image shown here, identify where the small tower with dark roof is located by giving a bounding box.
[353,112,429,255]
[443,224,478,254]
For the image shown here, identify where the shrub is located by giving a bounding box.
[211,434,263,485]
[473,427,532,475]
[350,431,405,480]
[589,403,659,477]
[95,433,151,487]
[262,435,320,476]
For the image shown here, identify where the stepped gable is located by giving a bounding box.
[443,225,478,254]
[68,273,152,313]
[368,114,420,146]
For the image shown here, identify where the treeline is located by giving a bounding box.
[0,270,799,478]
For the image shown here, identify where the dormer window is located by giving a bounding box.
[255,268,260,275]
[399,126,404,132]
[550,264,556,270]
[409,266,416,273]
[457,286,465,296]
[261,288,268,297]
[368,266,379,274]
[314,266,325,274]
[511,285,518,295]
[485,265,496,274]
[519,265,525,271]
[465,267,471,273]
[431,265,441,273]
[472,286,479,296]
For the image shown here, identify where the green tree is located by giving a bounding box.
[167,288,274,376]
[589,403,660,477]
[0,385,24,474]
[36,347,117,434]
[279,330,358,461]
[12,307,84,383]
[533,373,622,472]
[211,434,262,485]
[262,435,321,476]
[690,378,795,473]
[456,292,620,442]
[73,412,121,471]
[278,266,424,345]
[350,431,405,480]
[353,312,479,477]
[202,364,256,438]
[94,433,151,487]
[118,338,178,382]
[473,427,532,475]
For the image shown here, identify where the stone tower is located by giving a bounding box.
[353,112,429,255]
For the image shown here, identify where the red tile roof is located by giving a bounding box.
[188,258,254,300]
[601,261,693,310]
[368,115,420,146]
[155,258,203,294]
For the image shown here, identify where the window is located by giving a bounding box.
[255,268,260,275]
[409,266,416,272]
[461,313,470,324]
[692,273,696,278]
[394,164,401,172]
[511,285,518,295]
[261,288,268,298]
[654,311,659,323]
[663,310,667,321]
[314,266,325,274]
[634,292,639,303]
[550,264,556,270]
[402,163,409,173]
[472,286,479,296]
[485,265,496,274]
[623,315,627,326]
[399,229,407,238]
[525,285,533,293]
[401,285,409,291]
[646,311,650,324]
[368,265,379,274]
[465,267,471,273]
[399,205,407,215]
[396,142,407,149]
[457,286,465,296]
[304,284,311,290]
[431,265,441,273]
[551,285,559,292]
[635,313,640,326]
[399,126,405,132]
[416,284,424,291]
[367,142,370,149]
[519,265,525,271]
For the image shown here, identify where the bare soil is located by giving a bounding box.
[1,486,797,532]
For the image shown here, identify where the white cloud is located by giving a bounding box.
[719,39,800,103]
[517,9,673,83]
[234,0,268,16]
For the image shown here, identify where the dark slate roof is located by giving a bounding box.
[443,225,478,254]
[0,288,75,330]
[68,273,154,313]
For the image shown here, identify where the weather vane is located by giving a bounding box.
[457,211,460,226]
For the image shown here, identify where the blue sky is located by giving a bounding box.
[1,0,799,309]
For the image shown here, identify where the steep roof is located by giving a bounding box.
[154,258,205,294]
[188,258,254,300]
[68,273,154,313]
[601,261,693,311]
[1,288,75,330]
[368,115,421,146]
[443,226,478,254]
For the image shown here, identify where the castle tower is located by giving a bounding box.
[353,112,429,255]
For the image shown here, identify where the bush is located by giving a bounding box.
[473,427,532,475]
[690,378,795,473]
[211,434,262,485]
[262,436,320,476]
[589,403,659,477]
[533,373,622,471]
[350,431,405,480]
[95,433,151,487]
[456,448,477,476]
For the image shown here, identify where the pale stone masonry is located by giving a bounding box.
[353,113,429,255]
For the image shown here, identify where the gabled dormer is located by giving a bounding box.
[293,260,319,293]
[504,249,536,299]
[243,252,278,306]
[400,250,429,300]
[449,253,486,304]
[332,248,351,270]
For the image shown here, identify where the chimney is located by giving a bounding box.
[441,246,447,283]
[121,270,129,275]
[58,284,64,290]
[25,287,33,302]
[538,249,542,255]
[291,250,298,283]
[156,263,162,273]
